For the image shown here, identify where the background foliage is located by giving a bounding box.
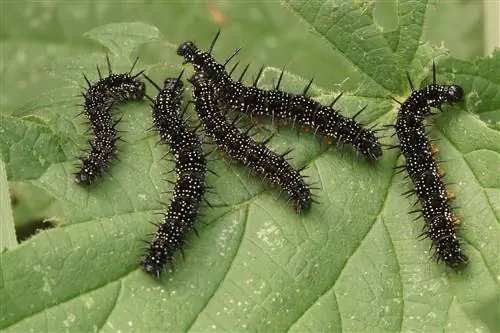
[1,1,499,332]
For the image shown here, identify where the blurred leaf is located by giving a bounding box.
[84,22,162,57]
[423,0,485,60]
[0,159,17,250]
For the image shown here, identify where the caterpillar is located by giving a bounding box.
[75,56,146,185]
[140,72,207,279]
[392,63,468,268]
[188,71,313,213]
[177,31,383,161]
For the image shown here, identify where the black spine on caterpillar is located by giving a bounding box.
[188,71,312,213]
[140,72,207,279]
[394,64,467,268]
[176,33,382,161]
[75,56,146,185]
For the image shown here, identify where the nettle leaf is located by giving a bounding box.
[84,21,163,57]
[1,3,499,333]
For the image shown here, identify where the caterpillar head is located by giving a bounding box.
[164,77,184,97]
[444,84,464,102]
[105,74,146,102]
[177,41,197,63]
[425,84,465,108]
[188,71,210,87]
[74,169,92,186]
[140,256,163,280]
[131,79,147,100]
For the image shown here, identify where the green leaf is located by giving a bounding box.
[84,22,162,57]
[0,159,18,250]
[0,115,72,180]
[1,3,499,333]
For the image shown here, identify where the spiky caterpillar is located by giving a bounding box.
[75,56,145,185]
[140,72,207,279]
[393,63,467,268]
[188,72,312,213]
[177,31,382,161]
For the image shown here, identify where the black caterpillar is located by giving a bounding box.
[177,31,383,161]
[188,72,313,213]
[75,56,145,185]
[140,72,208,279]
[392,63,468,268]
